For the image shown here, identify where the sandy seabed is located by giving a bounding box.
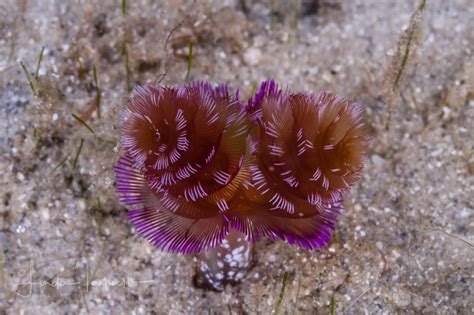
[0,0,473,314]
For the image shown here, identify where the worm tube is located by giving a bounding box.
[194,228,252,291]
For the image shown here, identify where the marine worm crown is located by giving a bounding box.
[116,82,250,253]
[114,80,369,253]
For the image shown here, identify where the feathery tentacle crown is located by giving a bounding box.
[115,80,369,253]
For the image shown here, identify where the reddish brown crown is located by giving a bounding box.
[116,82,251,253]
[237,80,370,248]
[114,80,370,253]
